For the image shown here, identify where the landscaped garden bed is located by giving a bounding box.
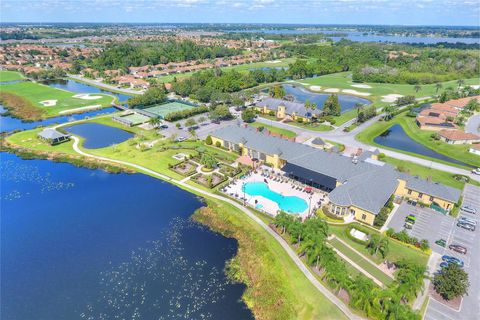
[170,160,198,176]
[191,172,227,188]
[218,163,241,177]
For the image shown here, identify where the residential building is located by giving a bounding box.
[438,129,480,144]
[37,128,70,145]
[210,125,461,225]
[255,97,315,123]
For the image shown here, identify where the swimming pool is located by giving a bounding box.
[243,182,308,214]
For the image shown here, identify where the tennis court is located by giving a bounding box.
[113,112,151,126]
[143,101,195,118]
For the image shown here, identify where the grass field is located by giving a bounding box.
[259,114,334,131]
[0,70,25,82]
[250,121,297,138]
[299,72,480,107]
[0,81,115,118]
[328,237,394,286]
[356,112,480,168]
[328,223,429,267]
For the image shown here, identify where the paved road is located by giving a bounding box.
[465,114,480,134]
[68,136,363,320]
[256,116,480,183]
[68,75,142,95]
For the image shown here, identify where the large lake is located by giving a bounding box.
[43,79,131,103]
[374,124,471,167]
[282,84,372,113]
[229,29,480,44]
[0,152,253,320]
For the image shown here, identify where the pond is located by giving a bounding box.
[66,123,134,148]
[249,66,288,72]
[0,104,118,133]
[42,79,131,103]
[374,124,471,167]
[1,153,253,320]
[282,84,372,113]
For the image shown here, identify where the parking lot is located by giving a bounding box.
[386,202,455,255]
[424,184,480,320]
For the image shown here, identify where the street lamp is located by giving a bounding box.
[308,194,313,217]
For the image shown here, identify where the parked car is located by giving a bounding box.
[457,222,476,231]
[472,168,480,175]
[176,136,187,142]
[439,262,450,269]
[461,205,477,214]
[405,214,417,223]
[160,124,169,129]
[459,216,477,226]
[404,222,414,230]
[442,255,464,267]
[407,200,417,206]
[435,239,447,247]
[449,244,467,254]
[211,120,220,124]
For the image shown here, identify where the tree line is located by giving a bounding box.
[274,212,425,320]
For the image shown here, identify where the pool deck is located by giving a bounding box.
[223,170,325,218]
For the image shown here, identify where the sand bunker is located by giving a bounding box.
[382,94,404,103]
[265,60,282,64]
[39,100,57,107]
[73,93,102,100]
[471,85,480,89]
[309,85,322,91]
[342,89,371,96]
[59,104,102,114]
[351,84,372,89]
[324,88,340,93]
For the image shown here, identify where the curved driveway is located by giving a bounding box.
[70,136,363,320]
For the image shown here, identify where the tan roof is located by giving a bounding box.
[470,144,480,151]
[438,129,480,141]
[444,96,480,109]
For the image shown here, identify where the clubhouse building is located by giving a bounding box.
[210,125,461,225]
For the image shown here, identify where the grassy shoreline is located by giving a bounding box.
[356,112,480,169]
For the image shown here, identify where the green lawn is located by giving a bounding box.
[250,121,297,138]
[383,156,478,189]
[259,114,333,132]
[0,70,25,82]
[328,223,429,267]
[356,112,480,168]
[299,72,480,107]
[0,81,116,117]
[328,237,394,286]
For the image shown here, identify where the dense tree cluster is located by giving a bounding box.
[127,86,166,107]
[163,105,209,122]
[28,68,66,81]
[322,94,341,116]
[92,41,241,70]
[284,41,479,84]
[274,212,423,319]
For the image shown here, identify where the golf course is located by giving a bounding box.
[0,80,117,120]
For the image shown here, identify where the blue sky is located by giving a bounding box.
[1,0,479,26]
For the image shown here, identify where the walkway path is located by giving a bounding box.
[465,113,480,134]
[68,74,142,95]
[69,136,364,320]
[256,116,480,183]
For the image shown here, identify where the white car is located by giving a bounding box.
[472,168,480,175]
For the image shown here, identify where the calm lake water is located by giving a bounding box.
[0,104,118,133]
[65,123,134,148]
[0,152,253,320]
[43,79,131,103]
[282,84,372,113]
[374,124,471,167]
[230,29,480,44]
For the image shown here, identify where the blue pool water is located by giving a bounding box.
[66,123,134,148]
[244,182,308,214]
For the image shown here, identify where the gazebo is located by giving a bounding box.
[37,128,70,145]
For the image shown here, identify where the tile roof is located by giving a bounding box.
[399,174,462,203]
[438,129,480,141]
[256,97,312,118]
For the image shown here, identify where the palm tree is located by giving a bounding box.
[414,84,421,93]
[149,116,161,128]
[350,276,379,317]
[435,83,443,94]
